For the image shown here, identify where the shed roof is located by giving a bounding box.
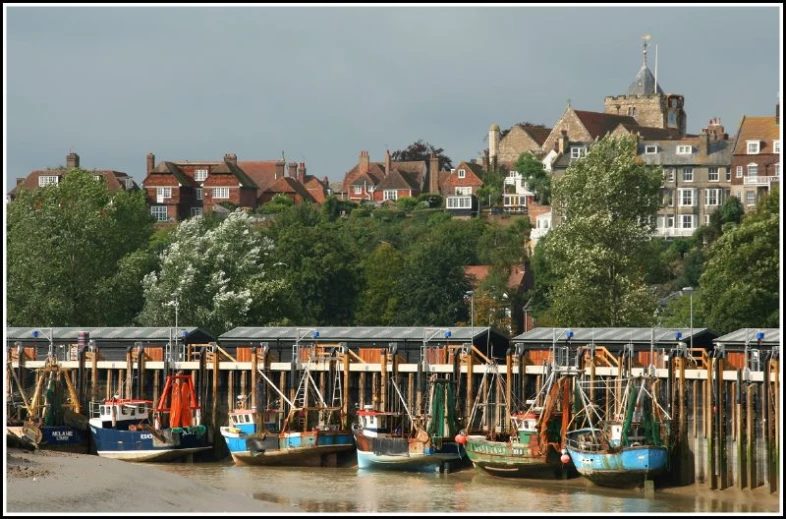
[512,327,715,345]
[219,326,501,343]
[5,327,214,343]
[713,328,780,346]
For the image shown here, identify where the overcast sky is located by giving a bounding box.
[4,5,782,193]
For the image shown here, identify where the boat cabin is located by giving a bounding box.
[228,408,279,434]
[88,399,153,430]
[356,405,404,438]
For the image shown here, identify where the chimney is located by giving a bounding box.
[482,150,489,171]
[429,152,439,194]
[66,152,80,169]
[287,161,297,179]
[359,151,370,175]
[558,130,568,155]
[298,162,306,184]
[224,153,237,165]
[701,131,710,157]
[385,149,391,177]
[275,160,285,180]
[146,153,155,174]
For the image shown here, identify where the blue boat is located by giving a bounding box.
[88,373,211,462]
[564,374,672,487]
[221,359,354,466]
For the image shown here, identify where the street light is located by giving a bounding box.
[682,287,694,351]
[466,290,475,339]
[32,328,54,359]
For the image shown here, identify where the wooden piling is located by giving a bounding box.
[465,352,474,423]
[212,346,219,455]
[731,381,737,442]
[153,370,160,407]
[705,362,711,440]
[771,358,780,494]
[125,349,133,399]
[692,379,698,439]
[717,357,727,490]
[250,348,258,411]
[359,372,366,408]
[735,371,743,489]
[372,373,378,409]
[91,347,99,402]
[139,347,147,402]
[407,373,413,414]
[106,369,113,400]
[228,370,234,412]
[342,352,350,427]
[380,352,387,413]
[746,384,755,489]
[762,359,771,492]
[240,370,247,408]
[709,357,717,490]
[505,350,512,426]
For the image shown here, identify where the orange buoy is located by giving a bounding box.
[561,453,571,464]
[455,434,467,445]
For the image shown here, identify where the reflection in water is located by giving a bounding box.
[152,461,779,514]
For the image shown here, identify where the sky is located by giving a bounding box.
[4,4,783,193]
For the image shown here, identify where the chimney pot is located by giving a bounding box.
[224,153,237,165]
[146,153,155,174]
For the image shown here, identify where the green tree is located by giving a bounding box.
[543,135,662,327]
[137,210,292,335]
[514,152,551,205]
[7,169,154,326]
[391,139,453,170]
[476,168,505,208]
[355,242,404,325]
[698,187,780,334]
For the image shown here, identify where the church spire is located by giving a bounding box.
[642,34,651,67]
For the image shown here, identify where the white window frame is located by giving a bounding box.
[150,205,168,222]
[212,187,230,199]
[190,207,203,217]
[676,145,692,155]
[447,196,472,209]
[195,188,203,201]
[678,188,695,207]
[661,189,674,207]
[774,140,781,154]
[353,186,362,195]
[656,216,665,228]
[736,166,743,178]
[681,214,695,229]
[725,168,731,181]
[455,186,472,196]
[665,168,675,183]
[666,215,675,228]
[704,214,711,225]
[745,191,755,206]
[747,163,758,178]
[645,145,658,154]
[746,140,760,154]
[704,188,721,206]
[38,175,60,187]
[682,167,693,182]
[156,187,172,203]
[383,190,398,201]
[708,167,719,182]
[570,146,587,159]
[458,169,466,179]
[194,169,209,182]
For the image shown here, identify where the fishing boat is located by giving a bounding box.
[220,350,354,466]
[353,374,465,472]
[458,361,574,479]
[6,354,90,453]
[88,372,211,462]
[564,372,672,487]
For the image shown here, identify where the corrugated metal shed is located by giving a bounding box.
[713,328,781,347]
[512,327,718,350]
[5,327,214,343]
[220,326,492,342]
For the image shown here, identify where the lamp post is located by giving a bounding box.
[466,290,475,339]
[32,328,54,359]
[682,287,694,351]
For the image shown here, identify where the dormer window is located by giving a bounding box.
[676,145,692,155]
[645,145,658,154]
[195,169,209,182]
[458,169,466,179]
[38,175,60,187]
[747,140,760,154]
[94,175,102,182]
[570,146,587,159]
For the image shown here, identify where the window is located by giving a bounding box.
[353,186,362,195]
[775,140,781,154]
[94,175,102,182]
[447,196,472,209]
[383,190,398,201]
[627,107,637,117]
[195,188,203,200]
[156,187,172,199]
[682,167,693,182]
[708,167,719,182]
[678,188,695,207]
[704,214,711,225]
[676,145,692,155]
[656,216,665,228]
[150,206,168,222]
[776,163,780,177]
[38,175,60,187]
[725,168,731,181]
[570,147,587,159]
[747,140,760,154]
[736,166,743,178]
[212,187,229,199]
[660,189,674,207]
[457,169,466,179]
[194,169,209,182]
[666,215,675,228]
[664,168,675,183]
[681,215,695,229]
[190,207,203,217]
[745,191,755,206]
[455,186,472,196]
[645,145,658,154]
[747,163,758,178]
[704,188,721,206]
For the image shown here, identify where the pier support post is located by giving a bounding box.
[746,384,755,489]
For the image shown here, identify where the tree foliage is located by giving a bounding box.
[355,242,404,325]
[391,139,453,171]
[698,187,780,334]
[137,210,291,335]
[542,135,662,327]
[514,152,551,205]
[7,169,154,326]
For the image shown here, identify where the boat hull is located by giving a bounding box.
[465,436,571,478]
[90,425,211,462]
[354,431,464,472]
[222,428,354,466]
[566,445,669,487]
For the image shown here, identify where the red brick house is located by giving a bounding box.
[441,161,484,196]
[8,152,138,202]
[341,150,438,202]
[730,103,780,210]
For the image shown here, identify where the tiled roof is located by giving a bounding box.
[304,177,328,204]
[627,64,664,96]
[733,116,780,155]
[616,123,682,140]
[574,111,639,139]
[147,162,196,187]
[638,138,734,166]
[237,161,279,192]
[350,172,381,187]
[210,161,257,188]
[9,168,137,198]
[464,265,526,291]
[520,126,552,145]
[263,176,316,202]
[377,169,418,190]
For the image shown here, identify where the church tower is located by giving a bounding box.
[603,36,687,136]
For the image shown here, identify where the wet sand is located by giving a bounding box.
[5,447,298,514]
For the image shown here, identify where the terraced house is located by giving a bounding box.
[729,103,780,210]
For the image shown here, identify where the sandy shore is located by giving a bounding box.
[5,447,297,514]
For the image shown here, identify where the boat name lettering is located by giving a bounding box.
[139,433,153,440]
[51,430,74,439]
